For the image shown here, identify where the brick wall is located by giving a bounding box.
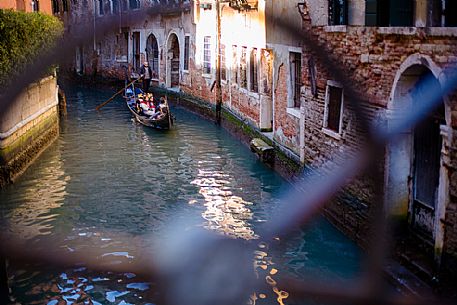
[294,10,457,274]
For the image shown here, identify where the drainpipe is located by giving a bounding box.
[215,0,222,124]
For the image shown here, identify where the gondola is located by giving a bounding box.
[124,84,173,130]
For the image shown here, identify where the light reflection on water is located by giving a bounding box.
[0,85,362,304]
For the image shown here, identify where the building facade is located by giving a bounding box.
[0,0,53,14]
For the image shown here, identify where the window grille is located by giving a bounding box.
[250,48,258,92]
[184,36,190,71]
[291,52,302,108]
[240,47,247,89]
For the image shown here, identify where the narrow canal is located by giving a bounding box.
[0,84,362,304]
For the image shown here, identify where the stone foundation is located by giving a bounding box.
[0,76,60,188]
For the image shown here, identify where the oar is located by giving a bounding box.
[95,78,140,111]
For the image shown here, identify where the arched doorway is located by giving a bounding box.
[166,33,180,88]
[146,34,159,79]
[386,64,446,242]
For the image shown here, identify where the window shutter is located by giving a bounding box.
[365,0,377,26]
[389,0,413,26]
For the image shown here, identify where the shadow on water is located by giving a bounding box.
[0,84,363,304]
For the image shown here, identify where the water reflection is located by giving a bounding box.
[191,169,289,304]
[191,169,257,240]
[4,151,69,240]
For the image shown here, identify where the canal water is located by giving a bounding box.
[0,85,362,304]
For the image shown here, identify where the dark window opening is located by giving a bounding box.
[184,36,190,71]
[365,0,413,26]
[146,34,159,78]
[291,52,302,108]
[445,0,457,26]
[129,0,140,10]
[250,48,258,92]
[32,0,40,12]
[221,44,226,81]
[99,0,104,15]
[328,0,348,25]
[52,0,59,14]
[326,85,343,133]
[62,0,69,12]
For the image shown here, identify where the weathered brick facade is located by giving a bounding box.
[293,0,457,285]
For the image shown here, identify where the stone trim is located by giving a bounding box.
[0,101,58,141]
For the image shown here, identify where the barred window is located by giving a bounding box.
[240,47,247,89]
[290,52,302,108]
[203,36,211,74]
[221,44,226,81]
[324,83,344,133]
[250,48,258,92]
[328,0,348,25]
[184,36,190,71]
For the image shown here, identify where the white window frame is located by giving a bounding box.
[287,48,302,118]
[202,36,212,77]
[323,80,344,139]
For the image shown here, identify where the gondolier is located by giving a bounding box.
[124,85,173,130]
[140,61,152,93]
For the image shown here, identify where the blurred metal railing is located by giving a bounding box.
[0,2,456,305]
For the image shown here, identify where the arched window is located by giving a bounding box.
[146,34,160,78]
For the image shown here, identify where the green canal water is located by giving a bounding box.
[0,85,363,304]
